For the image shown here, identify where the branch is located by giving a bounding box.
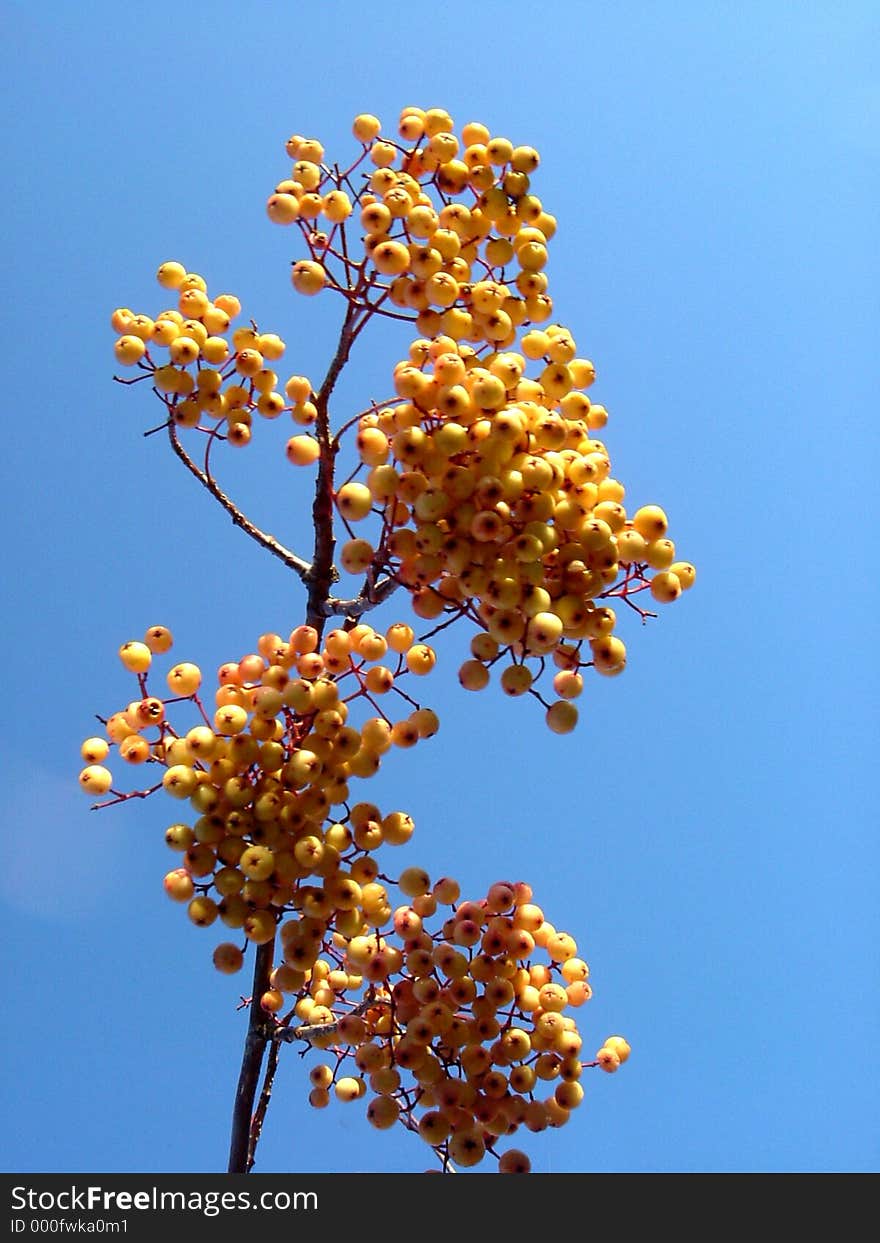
[323,574,400,620]
[227,939,275,1174]
[305,294,371,631]
[275,994,389,1045]
[247,1038,280,1172]
[166,423,312,582]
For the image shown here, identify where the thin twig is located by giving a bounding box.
[166,423,312,582]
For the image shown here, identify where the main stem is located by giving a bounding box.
[306,301,361,629]
[226,296,362,1174]
[227,941,275,1173]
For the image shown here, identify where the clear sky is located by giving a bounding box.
[1,1,876,1174]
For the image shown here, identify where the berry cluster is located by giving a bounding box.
[79,623,629,1172]
[110,107,695,734]
[112,265,314,449]
[269,106,694,729]
[274,110,555,335]
[92,106,697,1172]
[254,877,627,1173]
[79,622,438,945]
[332,330,695,732]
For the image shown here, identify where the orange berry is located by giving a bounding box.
[498,1149,531,1174]
[213,943,244,974]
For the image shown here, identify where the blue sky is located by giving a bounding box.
[1,1,877,1173]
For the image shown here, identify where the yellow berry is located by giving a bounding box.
[119,641,151,674]
[340,538,374,573]
[410,707,439,738]
[399,867,430,898]
[291,260,326,295]
[650,571,682,603]
[335,482,373,521]
[353,113,382,142]
[243,910,276,944]
[406,644,436,675]
[163,869,194,902]
[267,193,300,224]
[322,190,353,223]
[162,765,198,799]
[79,765,113,795]
[554,1081,584,1110]
[214,293,241,319]
[596,1046,621,1072]
[603,1035,631,1064]
[81,737,109,763]
[334,1077,363,1103]
[670,561,697,589]
[372,241,411,276]
[645,538,676,570]
[309,1064,333,1089]
[201,336,229,364]
[632,505,668,541]
[187,896,218,927]
[110,307,134,332]
[370,141,398,167]
[113,335,146,365]
[546,701,578,734]
[167,663,202,695]
[258,334,285,361]
[286,435,320,466]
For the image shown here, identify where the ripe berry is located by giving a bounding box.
[119,641,151,674]
[603,1035,631,1064]
[498,1149,531,1174]
[163,869,194,902]
[632,505,668,541]
[596,1046,622,1072]
[114,336,147,365]
[366,1095,400,1129]
[166,663,202,695]
[80,737,109,763]
[291,261,326,295]
[79,765,113,795]
[546,701,578,734]
[212,943,244,974]
[650,570,682,603]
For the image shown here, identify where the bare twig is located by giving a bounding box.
[166,423,312,582]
